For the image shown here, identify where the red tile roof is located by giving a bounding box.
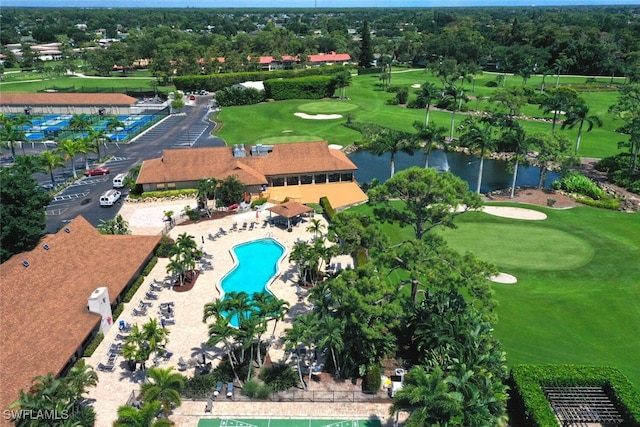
[0,216,161,418]
[308,53,351,62]
[137,141,357,186]
[0,93,138,107]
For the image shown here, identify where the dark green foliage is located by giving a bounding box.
[259,363,299,391]
[141,256,158,276]
[358,20,374,69]
[319,196,335,220]
[217,175,245,207]
[250,197,268,209]
[241,379,272,399]
[82,333,104,357]
[597,153,640,193]
[510,365,640,427]
[215,87,265,107]
[396,88,409,104]
[112,304,124,321]
[363,365,382,394]
[173,66,349,93]
[0,163,52,262]
[182,373,220,399]
[155,235,175,258]
[264,76,335,100]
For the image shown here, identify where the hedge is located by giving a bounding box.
[509,365,640,427]
[82,333,104,357]
[319,196,336,220]
[174,66,349,93]
[264,75,335,100]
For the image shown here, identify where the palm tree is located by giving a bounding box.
[283,320,312,390]
[306,218,325,238]
[0,116,27,158]
[443,83,469,140]
[56,138,81,178]
[107,116,125,144]
[562,101,603,154]
[64,359,98,410]
[412,121,447,169]
[140,367,184,419]
[75,136,96,171]
[205,314,241,384]
[333,70,352,100]
[458,116,498,194]
[39,149,65,187]
[142,318,170,355]
[539,87,580,133]
[390,365,462,426]
[68,113,90,138]
[196,177,218,216]
[503,124,531,199]
[317,316,345,378]
[98,214,132,235]
[416,82,440,126]
[87,128,109,160]
[114,401,161,427]
[368,128,418,178]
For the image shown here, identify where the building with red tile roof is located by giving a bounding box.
[0,216,161,421]
[136,141,367,209]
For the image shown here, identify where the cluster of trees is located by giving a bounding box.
[202,291,290,384]
[2,6,638,81]
[165,232,201,287]
[275,167,508,424]
[9,360,98,426]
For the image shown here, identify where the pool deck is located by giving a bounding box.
[85,199,375,427]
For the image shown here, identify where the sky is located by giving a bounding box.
[5,0,640,7]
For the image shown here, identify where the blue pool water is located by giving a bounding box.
[220,238,285,327]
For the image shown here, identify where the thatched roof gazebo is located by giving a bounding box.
[267,201,313,230]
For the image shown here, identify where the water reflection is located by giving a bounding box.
[348,149,559,194]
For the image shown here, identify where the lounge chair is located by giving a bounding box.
[163,317,175,325]
[226,382,234,398]
[262,220,268,229]
[219,227,227,235]
[177,357,188,371]
[163,351,173,360]
[145,291,158,300]
[231,223,238,232]
[213,381,223,397]
[98,362,115,372]
[249,222,255,231]
[241,222,248,231]
[336,262,343,272]
[160,302,174,309]
[204,398,213,413]
[133,307,147,316]
[329,263,336,272]
[150,283,162,292]
[139,300,152,308]
[208,232,216,241]
[115,333,128,341]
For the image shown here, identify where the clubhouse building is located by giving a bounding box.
[0,217,161,419]
[136,141,368,210]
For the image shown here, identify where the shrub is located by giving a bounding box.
[82,333,104,357]
[251,197,268,209]
[123,275,145,302]
[396,88,409,104]
[155,235,175,258]
[576,196,621,210]
[362,365,382,394]
[485,81,499,87]
[131,189,197,200]
[319,197,336,220]
[142,256,158,276]
[241,379,272,399]
[553,171,606,200]
[264,75,335,100]
[112,304,124,320]
[182,373,218,399]
[216,86,265,107]
[259,363,299,391]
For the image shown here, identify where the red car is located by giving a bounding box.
[85,167,110,176]
[189,94,196,100]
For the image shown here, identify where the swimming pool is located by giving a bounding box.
[220,238,286,326]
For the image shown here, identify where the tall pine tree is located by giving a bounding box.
[359,20,374,69]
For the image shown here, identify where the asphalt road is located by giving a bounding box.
[37,95,225,234]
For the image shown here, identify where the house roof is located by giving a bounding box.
[0,216,161,417]
[0,93,139,107]
[267,200,313,218]
[308,53,351,62]
[136,141,358,186]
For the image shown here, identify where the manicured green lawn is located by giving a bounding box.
[442,205,640,388]
[349,201,640,389]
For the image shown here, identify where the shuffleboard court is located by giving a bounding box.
[198,419,382,427]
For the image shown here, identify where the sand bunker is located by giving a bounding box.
[490,272,518,284]
[482,206,547,220]
[411,83,421,88]
[294,112,343,120]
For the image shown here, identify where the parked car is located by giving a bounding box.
[189,94,196,100]
[85,167,110,176]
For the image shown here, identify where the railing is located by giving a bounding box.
[185,389,391,404]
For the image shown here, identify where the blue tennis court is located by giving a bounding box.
[20,113,157,142]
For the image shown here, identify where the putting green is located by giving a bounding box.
[298,101,358,114]
[441,223,594,271]
[198,419,381,427]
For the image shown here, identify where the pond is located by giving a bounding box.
[348,149,559,193]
